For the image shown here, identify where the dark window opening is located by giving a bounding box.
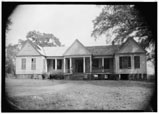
[104,58,113,69]
[67,59,70,69]
[93,59,99,68]
[53,59,55,69]
[119,56,131,69]
[57,59,62,69]
[134,56,140,69]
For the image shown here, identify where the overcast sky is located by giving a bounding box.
[6,5,109,46]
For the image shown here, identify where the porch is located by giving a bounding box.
[64,56,92,74]
[46,56,114,74]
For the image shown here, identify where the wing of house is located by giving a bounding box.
[16,38,147,80]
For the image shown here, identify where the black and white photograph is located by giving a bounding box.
[2,2,157,112]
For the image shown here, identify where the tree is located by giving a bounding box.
[26,30,62,47]
[6,44,19,75]
[5,18,12,33]
[92,5,156,63]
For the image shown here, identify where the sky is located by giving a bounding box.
[6,5,108,46]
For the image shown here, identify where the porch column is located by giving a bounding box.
[83,57,85,73]
[55,58,57,70]
[46,59,48,72]
[70,58,72,73]
[119,74,121,80]
[102,58,104,72]
[64,58,66,73]
[90,56,92,73]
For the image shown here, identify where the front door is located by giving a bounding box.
[75,59,83,73]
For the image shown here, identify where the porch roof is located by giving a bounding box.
[86,45,120,55]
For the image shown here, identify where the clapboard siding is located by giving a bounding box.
[16,56,47,74]
[115,53,147,74]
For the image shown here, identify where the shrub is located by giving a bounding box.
[42,72,50,79]
[6,73,16,78]
[49,72,64,80]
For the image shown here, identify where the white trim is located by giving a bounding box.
[90,56,92,73]
[64,55,91,58]
[64,58,66,73]
[93,56,113,58]
[83,57,85,73]
[70,58,72,73]
[55,58,57,70]
[102,58,104,72]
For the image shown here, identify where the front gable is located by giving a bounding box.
[63,39,91,56]
[117,38,146,54]
[17,41,41,56]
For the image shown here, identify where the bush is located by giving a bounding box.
[42,72,50,79]
[49,72,64,80]
[6,73,16,78]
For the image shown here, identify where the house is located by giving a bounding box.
[16,38,147,80]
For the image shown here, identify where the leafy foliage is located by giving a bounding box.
[92,5,155,62]
[6,44,19,75]
[26,30,62,47]
[5,18,12,33]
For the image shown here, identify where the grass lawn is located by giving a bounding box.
[5,78,154,110]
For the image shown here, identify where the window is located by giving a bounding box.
[119,56,131,69]
[67,59,70,69]
[31,58,36,70]
[104,58,113,69]
[21,58,26,70]
[92,59,99,68]
[134,56,140,69]
[57,59,62,69]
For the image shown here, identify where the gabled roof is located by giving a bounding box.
[17,38,146,57]
[63,39,91,56]
[116,37,146,54]
[28,40,46,56]
[17,40,45,56]
[86,45,120,56]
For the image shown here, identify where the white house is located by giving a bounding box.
[16,38,147,80]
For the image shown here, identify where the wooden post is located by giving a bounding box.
[119,74,121,80]
[131,55,134,69]
[102,58,104,72]
[64,58,66,73]
[46,59,48,72]
[70,58,72,73]
[55,58,57,70]
[83,57,85,73]
[90,56,92,73]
